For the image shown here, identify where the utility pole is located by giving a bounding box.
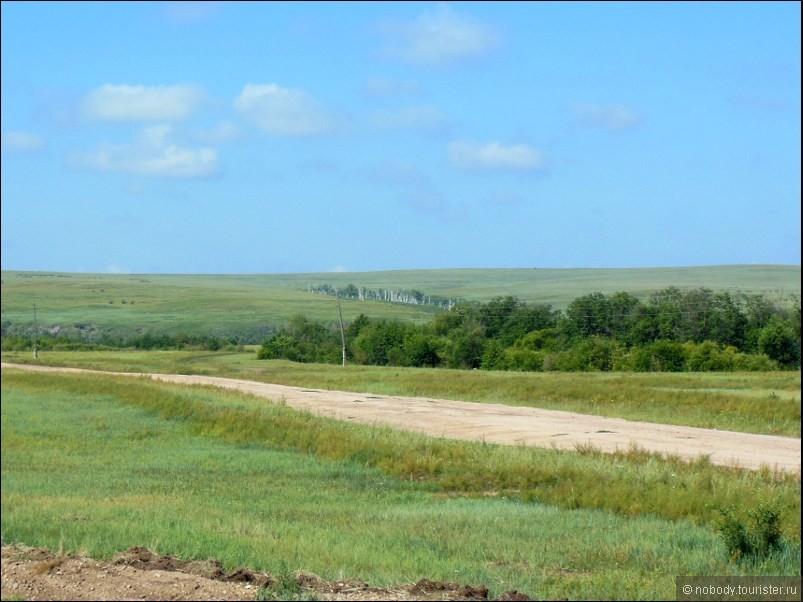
[33,303,38,359]
[336,290,346,367]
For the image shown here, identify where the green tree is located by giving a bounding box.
[353,321,408,366]
[562,292,611,339]
[403,332,443,367]
[445,326,486,369]
[758,320,800,368]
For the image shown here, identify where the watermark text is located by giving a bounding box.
[676,577,800,601]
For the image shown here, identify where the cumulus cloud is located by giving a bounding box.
[69,124,218,178]
[571,103,641,131]
[378,3,500,67]
[369,105,450,134]
[1,131,44,151]
[448,140,544,172]
[234,83,344,136]
[82,84,205,122]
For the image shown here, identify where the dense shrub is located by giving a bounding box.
[717,501,785,563]
[685,341,736,372]
[630,340,688,372]
[758,320,801,368]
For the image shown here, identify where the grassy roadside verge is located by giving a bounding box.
[3,369,800,533]
[2,349,800,436]
[2,368,800,600]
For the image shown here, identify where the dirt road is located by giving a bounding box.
[3,362,799,473]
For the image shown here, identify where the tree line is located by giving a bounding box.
[308,283,457,308]
[257,287,801,371]
[1,330,242,352]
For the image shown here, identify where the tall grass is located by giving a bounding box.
[3,369,799,600]
[4,369,801,599]
[4,349,800,436]
[3,370,799,537]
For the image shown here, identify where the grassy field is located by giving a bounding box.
[2,265,799,339]
[3,349,800,437]
[2,265,800,598]
[2,367,800,600]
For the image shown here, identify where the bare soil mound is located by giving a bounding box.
[1,544,533,601]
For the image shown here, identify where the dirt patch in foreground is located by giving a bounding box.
[1,544,532,601]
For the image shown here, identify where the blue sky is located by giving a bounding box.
[1,1,800,274]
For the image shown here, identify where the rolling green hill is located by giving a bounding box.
[2,265,799,342]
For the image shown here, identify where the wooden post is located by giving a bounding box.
[336,290,346,367]
[33,303,38,359]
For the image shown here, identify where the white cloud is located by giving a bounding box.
[69,124,218,178]
[571,103,641,131]
[448,140,544,172]
[1,131,44,151]
[369,105,450,134]
[379,3,499,67]
[234,83,344,136]
[82,84,205,122]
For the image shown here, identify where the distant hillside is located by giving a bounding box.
[285,265,801,307]
[1,265,799,342]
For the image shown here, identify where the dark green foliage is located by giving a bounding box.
[550,336,621,372]
[717,501,785,563]
[257,315,340,364]
[686,341,736,372]
[403,332,443,367]
[253,289,799,372]
[563,292,615,339]
[352,320,408,366]
[630,340,688,372]
[0,331,232,352]
[444,325,487,369]
[758,319,801,368]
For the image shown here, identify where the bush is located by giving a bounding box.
[631,340,687,372]
[502,347,545,371]
[758,320,801,368]
[685,341,735,372]
[731,352,778,371]
[717,501,785,563]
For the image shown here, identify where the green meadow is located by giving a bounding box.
[2,265,799,340]
[1,367,800,600]
[2,265,800,599]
